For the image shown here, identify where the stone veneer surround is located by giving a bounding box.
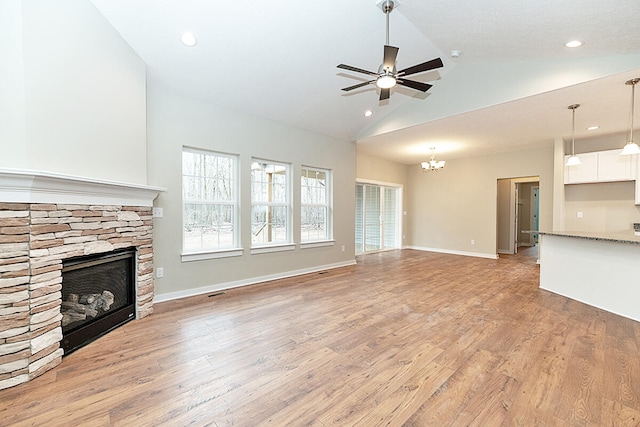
[0,202,154,390]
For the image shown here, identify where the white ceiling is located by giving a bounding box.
[91,0,640,164]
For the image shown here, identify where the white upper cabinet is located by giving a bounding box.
[565,149,636,184]
[564,152,598,184]
[597,149,634,182]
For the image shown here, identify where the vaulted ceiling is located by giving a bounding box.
[91,0,640,164]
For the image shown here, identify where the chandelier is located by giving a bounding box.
[421,147,445,171]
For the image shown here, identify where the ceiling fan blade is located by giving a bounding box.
[337,64,378,76]
[341,81,375,91]
[397,58,444,77]
[398,79,433,92]
[379,88,390,101]
[382,45,399,70]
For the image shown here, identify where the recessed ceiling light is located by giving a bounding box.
[181,32,198,47]
[564,40,583,48]
[587,125,599,131]
[450,50,461,58]
[364,110,373,117]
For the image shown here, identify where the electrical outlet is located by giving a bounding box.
[341,245,345,252]
[577,211,583,218]
[152,207,164,218]
[471,240,475,245]
[156,267,164,278]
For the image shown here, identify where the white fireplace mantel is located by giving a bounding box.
[0,168,165,206]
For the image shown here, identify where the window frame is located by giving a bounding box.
[181,147,242,262]
[300,166,333,247]
[250,158,294,253]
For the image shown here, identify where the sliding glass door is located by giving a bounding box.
[355,183,401,254]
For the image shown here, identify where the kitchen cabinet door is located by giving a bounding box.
[564,152,598,184]
[597,149,634,182]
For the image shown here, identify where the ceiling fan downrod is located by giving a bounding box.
[381,0,395,45]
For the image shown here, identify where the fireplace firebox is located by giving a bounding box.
[61,248,136,354]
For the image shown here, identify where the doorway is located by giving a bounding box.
[496,176,540,255]
[355,182,402,254]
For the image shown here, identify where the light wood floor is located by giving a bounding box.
[2,248,640,426]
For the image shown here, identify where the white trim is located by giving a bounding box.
[405,245,499,260]
[250,243,296,254]
[153,259,357,303]
[181,248,244,262]
[300,240,335,249]
[0,168,164,206]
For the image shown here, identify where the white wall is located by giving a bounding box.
[407,146,554,258]
[5,0,148,184]
[0,0,27,167]
[147,87,356,298]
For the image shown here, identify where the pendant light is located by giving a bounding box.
[565,104,581,166]
[621,78,640,155]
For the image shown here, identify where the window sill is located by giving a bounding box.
[300,240,335,249]
[181,248,244,262]
[251,243,296,255]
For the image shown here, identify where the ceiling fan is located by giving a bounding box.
[337,0,443,101]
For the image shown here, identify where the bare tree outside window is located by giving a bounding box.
[301,167,331,242]
[251,160,291,245]
[182,149,238,252]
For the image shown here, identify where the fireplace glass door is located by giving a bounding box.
[61,248,136,354]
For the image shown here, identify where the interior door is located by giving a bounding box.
[531,187,539,245]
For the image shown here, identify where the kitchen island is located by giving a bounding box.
[538,230,640,322]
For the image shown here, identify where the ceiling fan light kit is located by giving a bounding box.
[337,0,443,101]
[621,78,640,156]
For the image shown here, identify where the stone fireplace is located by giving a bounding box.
[0,169,163,390]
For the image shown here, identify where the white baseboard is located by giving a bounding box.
[404,245,499,260]
[153,259,357,303]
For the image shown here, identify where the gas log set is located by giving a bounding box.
[61,290,116,328]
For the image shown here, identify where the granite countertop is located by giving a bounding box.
[534,230,640,245]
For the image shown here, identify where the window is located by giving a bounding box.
[182,148,239,256]
[251,159,291,247]
[301,167,332,242]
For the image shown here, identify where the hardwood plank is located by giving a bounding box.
[1,248,639,426]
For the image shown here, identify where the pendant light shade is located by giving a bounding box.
[566,104,581,166]
[621,78,640,156]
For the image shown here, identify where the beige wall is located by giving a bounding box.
[407,146,554,258]
[1,0,147,184]
[496,179,512,253]
[356,151,409,185]
[148,87,356,298]
[564,182,640,232]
